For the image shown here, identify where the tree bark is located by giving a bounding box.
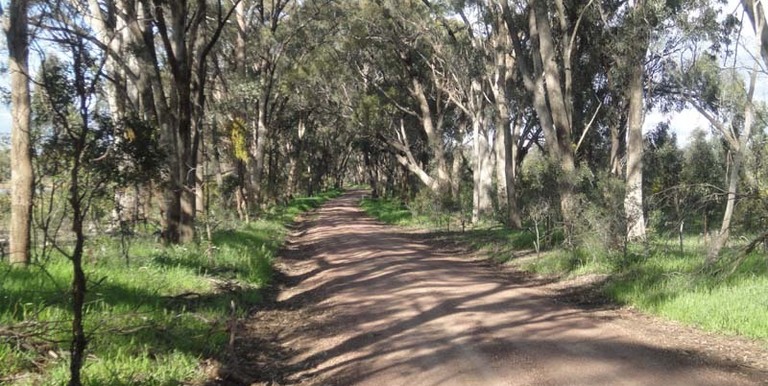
[6,0,33,266]
[495,121,506,207]
[86,0,126,120]
[624,41,647,241]
[67,139,87,386]
[503,1,576,228]
[489,25,522,228]
[610,119,623,176]
[472,111,493,223]
[251,102,269,207]
[410,77,450,195]
[531,0,577,227]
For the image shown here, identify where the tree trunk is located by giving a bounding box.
[451,145,463,200]
[530,0,577,228]
[472,112,492,223]
[479,128,494,220]
[287,118,305,198]
[251,103,268,207]
[610,119,622,176]
[500,115,522,228]
[742,0,768,66]
[504,1,576,229]
[410,77,450,195]
[68,144,87,386]
[624,50,647,241]
[495,123,506,208]
[364,150,379,198]
[707,70,757,262]
[7,0,33,266]
[86,0,126,120]
[196,134,206,216]
[489,26,522,228]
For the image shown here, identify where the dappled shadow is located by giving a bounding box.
[215,191,766,385]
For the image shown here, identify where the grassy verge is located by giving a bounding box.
[360,196,768,341]
[360,197,462,229]
[360,197,416,225]
[0,189,340,385]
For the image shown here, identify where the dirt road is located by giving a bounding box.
[222,191,767,385]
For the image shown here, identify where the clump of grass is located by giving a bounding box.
[603,249,768,339]
[360,197,417,225]
[512,240,768,340]
[0,189,340,385]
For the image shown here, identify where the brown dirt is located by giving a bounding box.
[210,191,768,386]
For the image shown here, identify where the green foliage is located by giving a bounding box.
[680,130,726,232]
[518,151,561,222]
[0,190,339,384]
[644,123,685,232]
[0,148,9,183]
[571,172,627,253]
[734,129,768,233]
[229,118,249,163]
[360,197,414,225]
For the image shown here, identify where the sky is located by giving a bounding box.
[0,0,760,148]
[0,108,9,134]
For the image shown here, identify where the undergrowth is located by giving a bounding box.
[361,196,768,341]
[0,189,340,385]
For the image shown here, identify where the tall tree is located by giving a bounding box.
[148,0,237,243]
[624,0,650,240]
[5,0,34,265]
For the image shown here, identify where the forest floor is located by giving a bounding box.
[209,190,768,386]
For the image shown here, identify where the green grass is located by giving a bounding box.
[519,242,768,340]
[360,197,463,229]
[0,189,340,385]
[360,197,416,225]
[602,246,768,339]
[360,199,768,341]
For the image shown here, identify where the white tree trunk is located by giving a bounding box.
[495,126,507,207]
[6,0,33,265]
[624,58,646,240]
[472,113,493,223]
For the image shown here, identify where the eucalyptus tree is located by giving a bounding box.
[206,0,339,210]
[496,0,599,233]
[69,0,239,242]
[5,0,33,265]
[608,0,728,241]
[674,57,760,261]
[346,0,456,197]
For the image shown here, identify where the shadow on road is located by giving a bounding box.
[210,191,765,386]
